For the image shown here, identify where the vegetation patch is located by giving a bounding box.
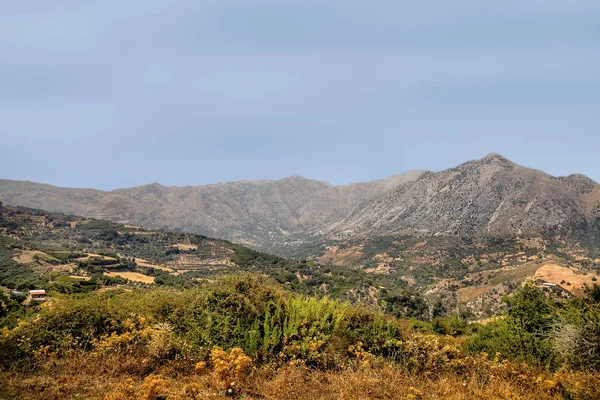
[1,276,600,399]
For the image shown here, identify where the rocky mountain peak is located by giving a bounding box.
[481,153,513,163]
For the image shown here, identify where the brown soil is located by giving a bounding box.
[317,246,365,266]
[457,285,494,303]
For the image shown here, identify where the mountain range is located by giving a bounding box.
[2,154,599,256]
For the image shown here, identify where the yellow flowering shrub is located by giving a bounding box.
[209,346,252,395]
[93,314,153,355]
[104,375,166,400]
[406,387,423,400]
[105,378,137,400]
[348,342,376,368]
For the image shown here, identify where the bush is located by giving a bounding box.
[466,284,557,367]
[466,318,556,367]
[553,289,600,370]
[208,346,252,395]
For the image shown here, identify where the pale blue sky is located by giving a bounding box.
[1,1,599,189]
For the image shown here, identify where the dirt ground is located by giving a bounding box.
[317,246,365,266]
[12,250,48,264]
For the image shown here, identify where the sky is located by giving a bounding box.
[1,0,599,190]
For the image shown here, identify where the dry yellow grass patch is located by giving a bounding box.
[456,262,550,303]
[49,263,77,273]
[372,253,394,263]
[174,254,235,269]
[317,246,365,266]
[104,271,155,284]
[471,315,506,326]
[3,359,599,400]
[76,253,117,261]
[173,243,198,251]
[517,237,546,249]
[532,264,598,296]
[12,250,48,264]
[457,285,494,302]
[365,263,392,275]
[134,258,174,272]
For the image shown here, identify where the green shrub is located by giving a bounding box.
[466,284,557,367]
[466,318,555,367]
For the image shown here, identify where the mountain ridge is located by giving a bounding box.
[323,154,599,241]
[1,154,599,255]
[0,170,426,250]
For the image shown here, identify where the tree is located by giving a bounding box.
[585,283,600,304]
[507,283,552,333]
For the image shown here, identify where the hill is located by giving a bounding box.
[0,204,433,317]
[2,206,600,399]
[2,154,599,260]
[2,203,599,323]
[324,153,600,242]
[0,171,424,253]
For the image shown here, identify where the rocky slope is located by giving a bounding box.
[1,154,599,255]
[324,154,600,242]
[0,171,424,249]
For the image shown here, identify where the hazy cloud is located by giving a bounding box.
[1,1,599,188]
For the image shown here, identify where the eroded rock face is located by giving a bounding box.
[1,154,598,255]
[325,154,598,241]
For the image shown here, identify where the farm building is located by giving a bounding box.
[29,289,47,302]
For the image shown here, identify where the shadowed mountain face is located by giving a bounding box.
[1,154,599,254]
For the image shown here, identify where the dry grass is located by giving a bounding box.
[2,356,599,400]
[317,246,365,266]
[69,275,91,281]
[11,250,48,264]
[532,264,598,296]
[134,258,174,272]
[104,271,155,284]
[457,285,494,302]
[456,261,598,303]
[172,243,198,251]
[489,263,541,286]
[364,263,392,275]
[76,254,117,261]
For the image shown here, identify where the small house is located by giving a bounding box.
[29,289,47,302]
[542,282,557,287]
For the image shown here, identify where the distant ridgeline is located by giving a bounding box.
[2,154,600,262]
